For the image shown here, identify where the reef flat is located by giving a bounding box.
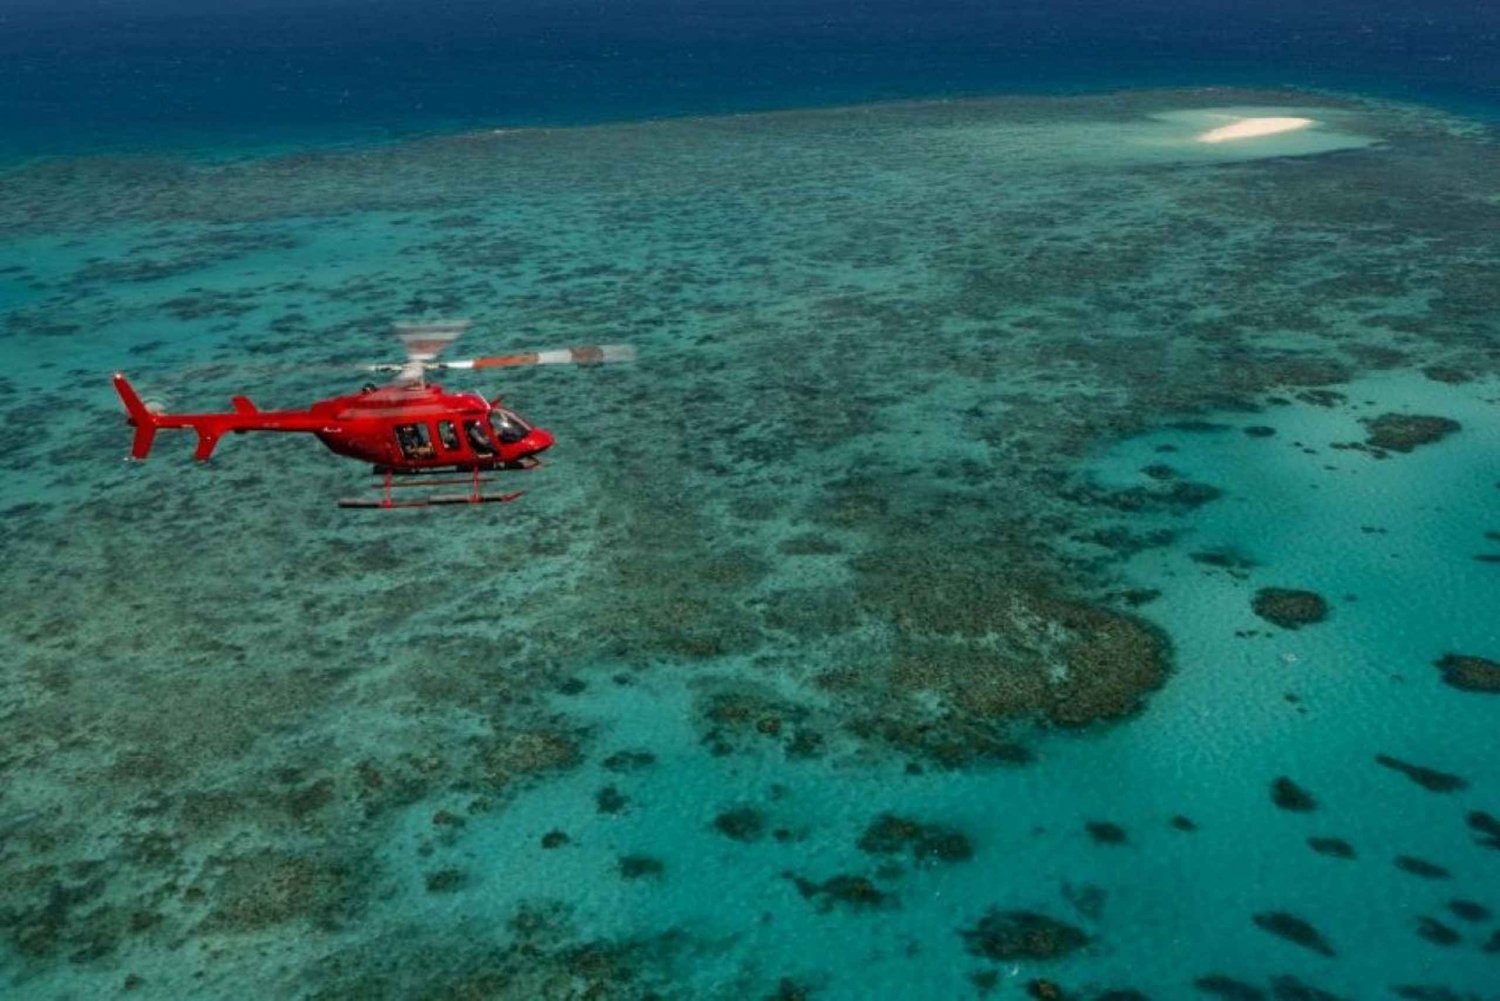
[0,88,1498,999]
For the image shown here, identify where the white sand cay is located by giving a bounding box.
[1128,107,1376,162]
[1196,115,1316,143]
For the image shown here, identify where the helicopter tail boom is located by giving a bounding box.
[113,373,326,461]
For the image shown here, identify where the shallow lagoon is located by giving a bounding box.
[0,88,1498,999]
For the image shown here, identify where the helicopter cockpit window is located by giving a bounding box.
[437,420,460,452]
[395,423,435,460]
[488,407,531,445]
[463,419,495,456]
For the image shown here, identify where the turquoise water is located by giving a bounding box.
[2,89,1499,999]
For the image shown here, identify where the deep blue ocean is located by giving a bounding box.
[3,0,1499,155]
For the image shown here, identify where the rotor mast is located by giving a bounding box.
[393,320,472,388]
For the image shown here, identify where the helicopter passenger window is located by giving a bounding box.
[488,408,530,445]
[463,419,495,456]
[436,420,460,452]
[395,422,435,460]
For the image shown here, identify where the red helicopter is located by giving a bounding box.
[113,320,634,508]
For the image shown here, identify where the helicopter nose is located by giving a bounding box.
[526,427,555,454]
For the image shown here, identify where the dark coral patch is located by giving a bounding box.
[1085,821,1128,845]
[1415,917,1461,946]
[1191,547,1258,572]
[423,868,466,893]
[713,806,766,842]
[1251,911,1335,957]
[1271,777,1317,812]
[1361,414,1461,453]
[1422,366,1473,384]
[1393,986,1489,1000]
[1395,856,1451,880]
[1269,976,1349,1001]
[601,749,657,772]
[1446,899,1490,923]
[1467,810,1500,850]
[1307,837,1356,859]
[857,814,973,863]
[1193,974,1265,999]
[960,909,1089,961]
[783,872,891,913]
[595,785,629,815]
[1252,589,1329,629]
[617,855,664,880]
[1434,653,1500,694]
[765,978,818,1001]
[1374,754,1468,793]
[1060,882,1105,920]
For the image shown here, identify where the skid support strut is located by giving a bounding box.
[337,465,525,509]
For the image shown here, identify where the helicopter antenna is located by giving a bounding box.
[393,320,471,386]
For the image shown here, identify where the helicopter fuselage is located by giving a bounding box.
[113,375,554,470]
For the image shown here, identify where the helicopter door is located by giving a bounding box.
[394,422,436,461]
[436,420,461,454]
[463,419,496,457]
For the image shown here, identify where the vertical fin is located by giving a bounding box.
[192,429,222,461]
[113,373,159,460]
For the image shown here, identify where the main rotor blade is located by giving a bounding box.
[452,344,637,369]
[367,344,635,374]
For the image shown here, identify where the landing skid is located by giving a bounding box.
[338,465,531,509]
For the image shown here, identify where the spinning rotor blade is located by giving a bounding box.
[446,344,637,370]
[369,344,636,375]
[392,320,471,384]
[395,320,471,363]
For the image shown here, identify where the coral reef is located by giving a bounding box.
[1270,977,1349,1001]
[1360,414,1461,453]
[1084,821,1128,845]
[856,814,973,864]
[1467,810,1500,849]
[1374,754,1468,792]
[1307,837,1356,859]
[1445,899,1490,922]
[782,872,893,913]
[1414,917,1461,946]
[3,86,1500,999]
[618,855,665,881]
[1194,975,1266,1000]
[1270,777,1317,812]
[1251,589,1329,629]
[1251,912,1335,957]
[960,909,1090,961]
[1394,856,1450,880]
[713,807,767,842]
[1433,653,1500,694]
